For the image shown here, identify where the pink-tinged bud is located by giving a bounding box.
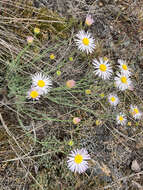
[66,80,76,88]
[85,15,94,26]
[73,117,81,124]
[128,84,134,91]
[27,36,34,44]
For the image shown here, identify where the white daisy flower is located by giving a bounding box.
[118,59,131,76]
[108,94,119,107]
[114,73,132,91]
[130,105,142,120]
[93,57,113,80]
[67,148,91,174]
[75,30,95,54]
[32,73,52,94]
[27,87,41,100]
[116,113,127,126]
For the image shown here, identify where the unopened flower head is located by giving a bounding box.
[116,113,127,126]
[118,59,131,76]
[85,89,91,95]
[128,84,134,91]
[27,36,34,44]
[85,15,94,26]
[69,57,73,61]
[50,54,55,60]
[67,148,91,174]
[103,57,109,61]
[135,122,139,126]
[34,27,40,34]
[32,73,52,94]
[93,57,113,80]
[114,73,132,91]
[66,80,76,88]
[108,94,119,107]
[96,119,102,126]
[127,121,132,126]
[130,105,142,120]
[27,87,41,100]
[73,117,81,124]
[68,140,74,146]
[100,93,105,98]
[56,70,61,76]
[75,30,95,54]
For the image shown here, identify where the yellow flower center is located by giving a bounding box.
[110,97,115,102]
[82,38,89,46]
[121,76,127,84]
[74,154,83,164]
[133,108,139,115]
[119,116,123,121]
[122,64,128,70]
[30,90,39,99]
[100,64,107,72]
[38,80,45,87]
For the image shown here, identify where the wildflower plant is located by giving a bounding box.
[3,2,143,188]
[116,113,127,126]
[75,30,95,54]
[27,87,41,100]
[118,59,131,76]
[108,94,119,107]
[93,57,113,80]
[67,149,91,174]
[114,73,132,91]
[130,105,142,120]
[31,73,52,95]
